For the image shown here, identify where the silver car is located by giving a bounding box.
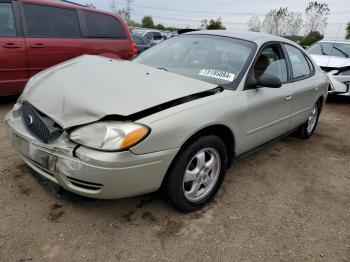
[6,31,328,212]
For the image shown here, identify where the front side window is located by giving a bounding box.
[153,32,163,40]
[308,42,350,58]
[254,46,288,83]
[134,35,255,86]
[23,4,80,37]
[0,3,16,37]
[284,44,311,80]
[85,12,126,39]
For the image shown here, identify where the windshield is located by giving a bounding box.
[133,35,255,86]
[308,42,350,58]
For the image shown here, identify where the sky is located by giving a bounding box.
[74,0,350,39]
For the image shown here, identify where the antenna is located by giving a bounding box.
[326,21,343,67]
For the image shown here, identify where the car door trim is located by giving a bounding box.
[246,114,291,135]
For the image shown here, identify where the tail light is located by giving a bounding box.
[131,42,138,57]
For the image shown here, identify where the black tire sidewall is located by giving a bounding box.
[166,135,228,212]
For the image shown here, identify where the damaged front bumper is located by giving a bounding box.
[5,108,178,199]
[328,71,350,96]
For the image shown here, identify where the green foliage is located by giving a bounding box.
[346,22,350,40]
[203,18,225,30]
[142,16,154,29]
[299,31,324,47]
[154,23,166,30]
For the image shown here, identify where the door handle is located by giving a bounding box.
[285,95,292,101]
[3,43,22,49]
[30,43,46,48]
[314,85,320,91]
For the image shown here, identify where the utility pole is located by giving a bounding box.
[125,0,133,24]
[110,0,117,14]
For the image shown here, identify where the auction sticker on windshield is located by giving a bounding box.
[199,69,235,82]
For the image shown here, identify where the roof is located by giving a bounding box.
[318,40,350,44]
[186,30,295,45]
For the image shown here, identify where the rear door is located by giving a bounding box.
[21,2,91,77]
[0,1,27,95]
[84,11,132,59]
[282,44,317,129]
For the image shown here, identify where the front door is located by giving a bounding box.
[0,1,27,95]
[243,44,292,152]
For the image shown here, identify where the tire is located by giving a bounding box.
[296,101,321,139]
[165,135,228,212]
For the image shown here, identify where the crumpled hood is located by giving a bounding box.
[310,54,350,68]
[21,55,216,129]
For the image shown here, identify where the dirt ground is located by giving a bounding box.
[0,95,349,262]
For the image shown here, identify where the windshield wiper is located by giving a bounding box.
[157,67,168,71]
[333,46,349,58]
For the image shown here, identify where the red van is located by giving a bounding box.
[0,0,137,95]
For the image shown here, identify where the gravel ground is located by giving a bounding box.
[0,95,349,262]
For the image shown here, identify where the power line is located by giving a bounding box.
[130,3,350,16]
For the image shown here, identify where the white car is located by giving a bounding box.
[308,41,350,96]
[131,29,164,44]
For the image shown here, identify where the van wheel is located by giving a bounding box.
[296,101,320,139]
[165,135,227,212]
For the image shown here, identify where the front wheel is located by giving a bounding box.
[165,135,227,212]
[296,102,320,139]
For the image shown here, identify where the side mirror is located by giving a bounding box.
[257,74,282,88]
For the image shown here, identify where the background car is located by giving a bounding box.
[131,29,164,44]
[0,0,136,96]
[308,41,350,96]
[131,33,154,53]
[6,31,328,212]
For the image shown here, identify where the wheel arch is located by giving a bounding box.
[159,124,236,191]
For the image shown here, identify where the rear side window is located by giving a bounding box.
[284,44,312,80]
[0,3,16,36]
[23,4,80,37]
[85,11,126,39]
[133,35,143,45]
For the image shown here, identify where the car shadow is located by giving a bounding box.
[0,95,19,105]
[326,94,350,104]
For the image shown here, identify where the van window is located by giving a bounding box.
[0,3,16,36]
[23,4,80,37]
[85,11,126,39]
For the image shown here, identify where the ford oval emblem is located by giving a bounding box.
[24,114,34,126]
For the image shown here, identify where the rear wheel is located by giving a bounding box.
[296,101,320,139]
[165,135,227,212]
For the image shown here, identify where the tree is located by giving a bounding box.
[263,7,288,35]
[304,1,330,34]
[285,12,303,37]
[154,24,166,30]
[346,22,350,39]
[248,15,261,32]
[86,3,96,9]
[203,18,225,30]
[142,16,154,29]
[300,31,323,47]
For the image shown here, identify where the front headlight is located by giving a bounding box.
[69,121,150,151]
